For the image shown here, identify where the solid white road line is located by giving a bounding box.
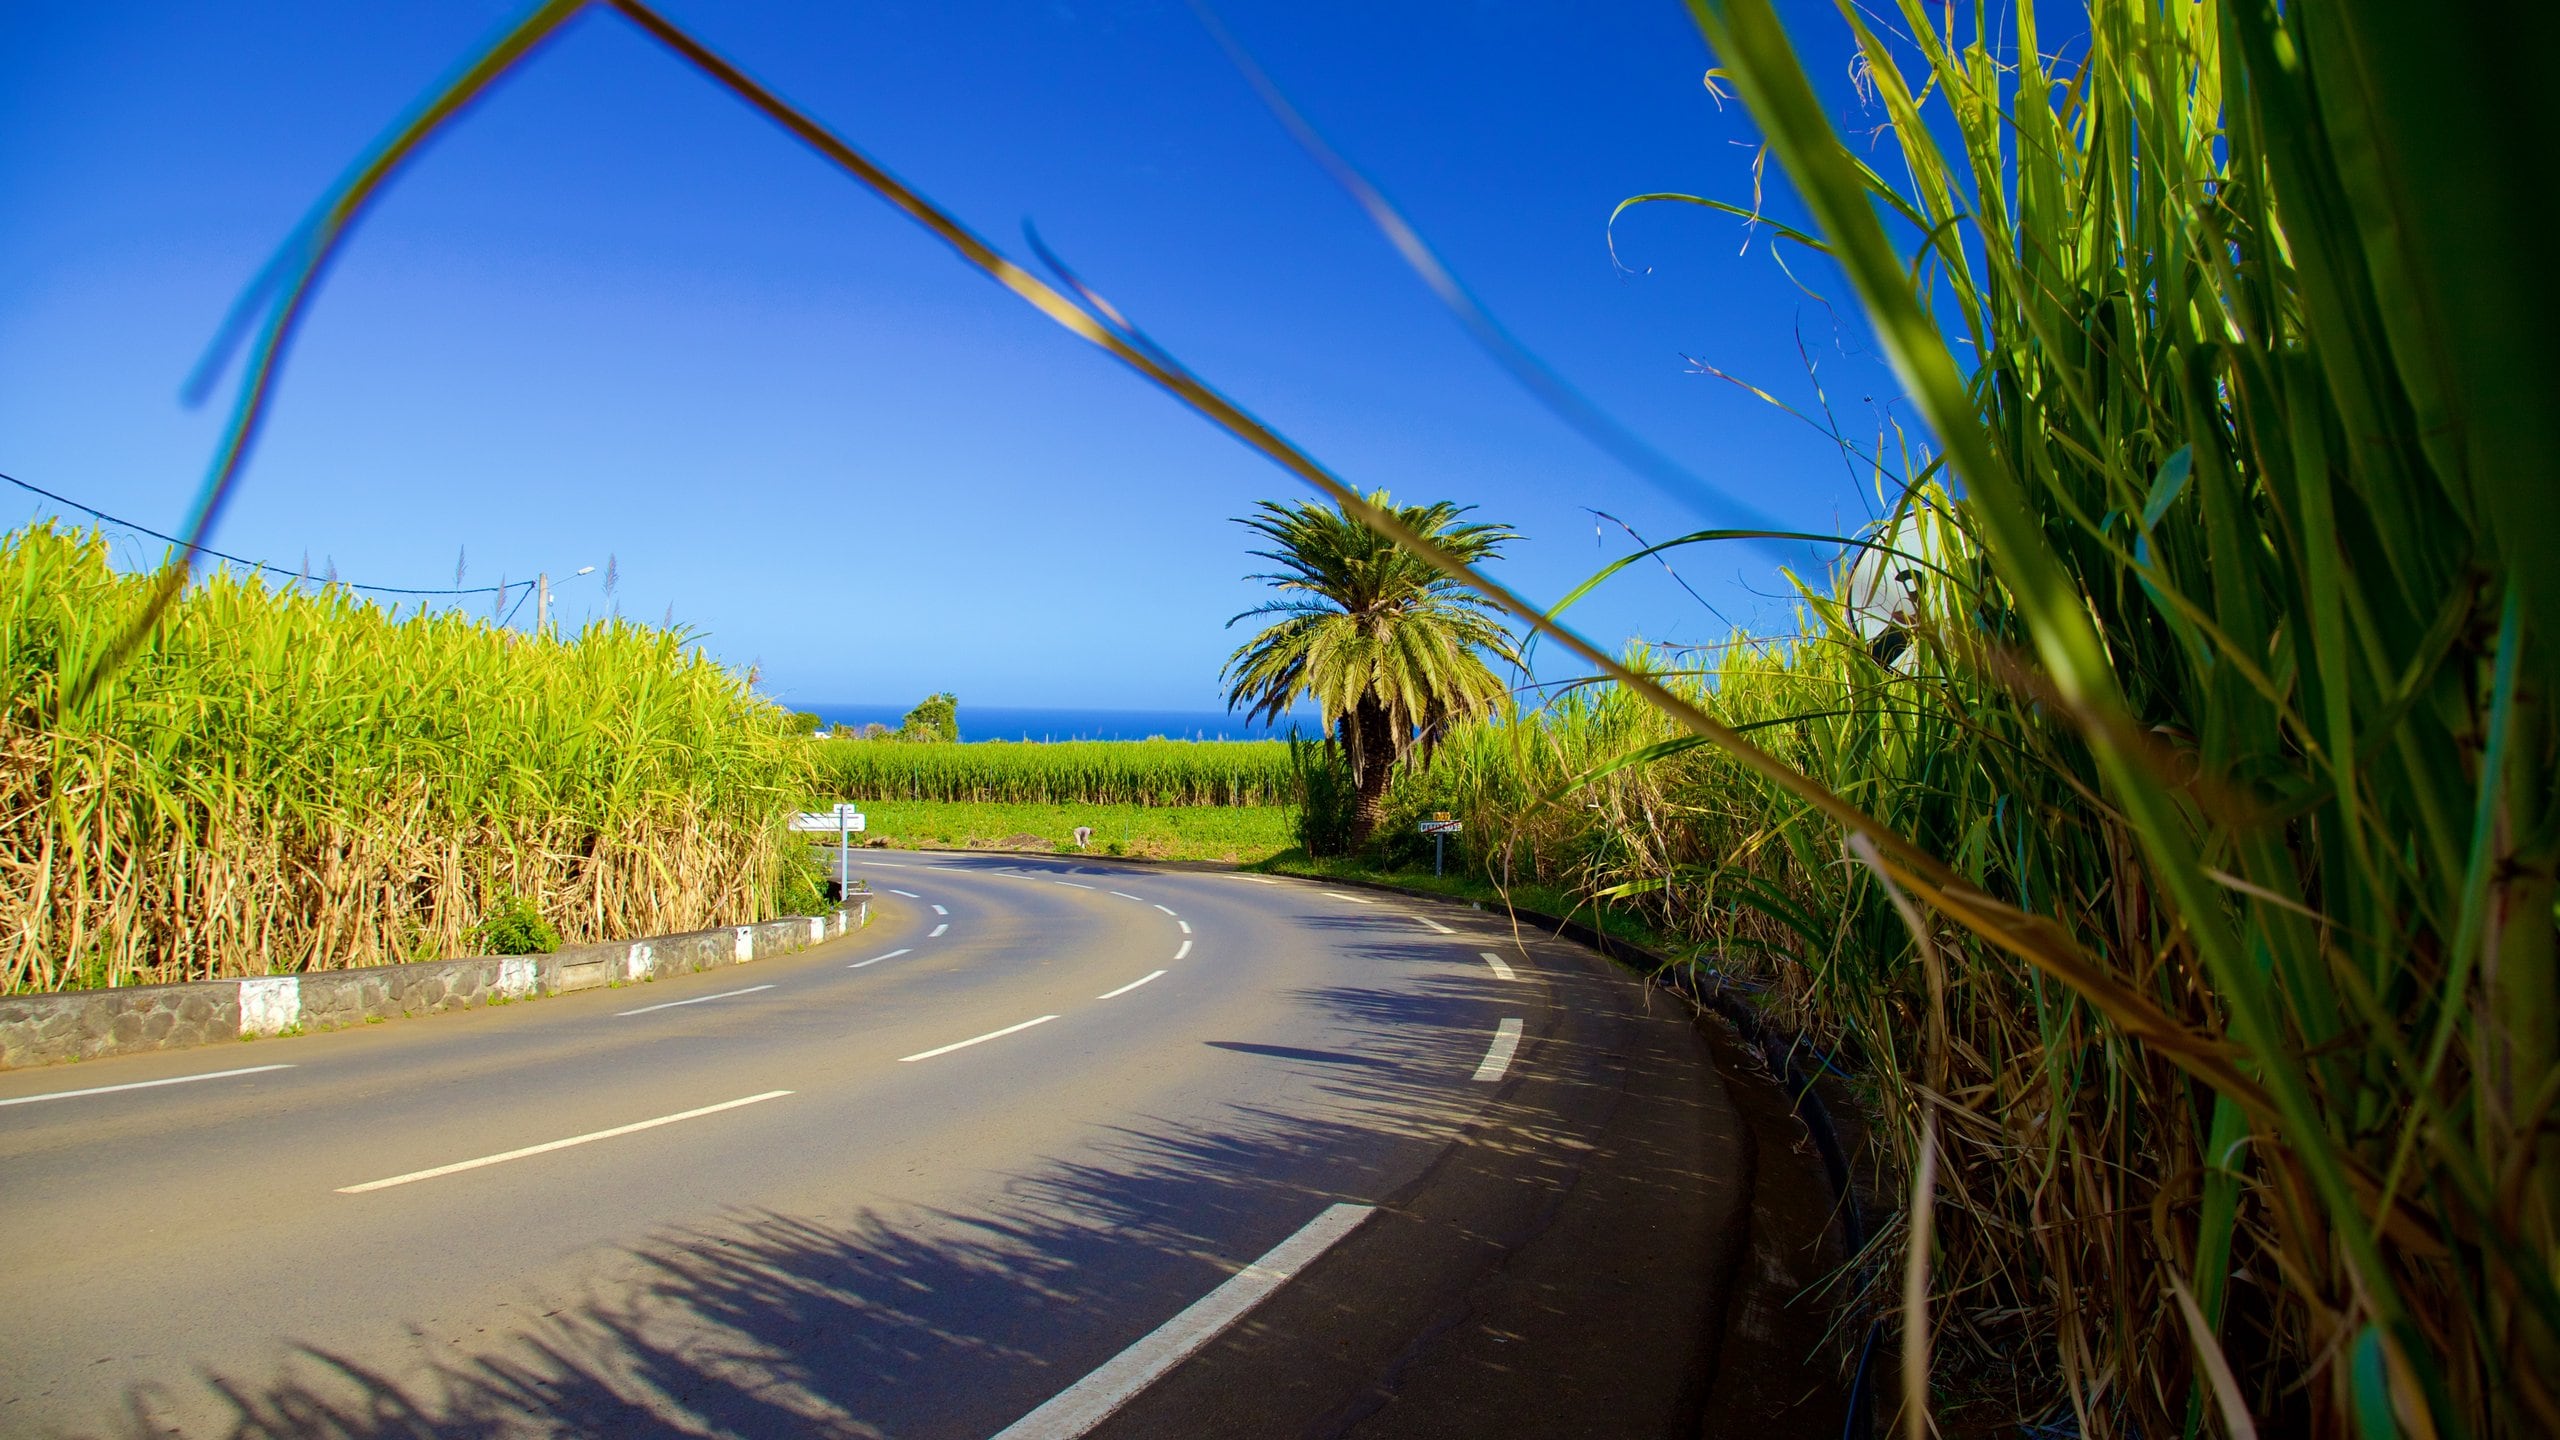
[1479,950,1518,981]
[932,904,949,915]
[1177,920,1192,934]
[929,923,950,938]
[1098,970,1166,1000]
[1474,1018,1525,1081]
[989,1203,1375,1440]
[899,1015,1057,1063]
[850,948,912,969]
[889,888,922,898]
[1174,940,1192,961]
[338,1091,792,1194]
[1109,890,1144,902]
[615,984,774,1017]
[1412,916,1455,934]
[0,1063,293,1109]
[1320,891,1374,904]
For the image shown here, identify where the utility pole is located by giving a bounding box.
[535,572,551,634]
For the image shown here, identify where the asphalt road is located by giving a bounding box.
[0,851,1748,1439]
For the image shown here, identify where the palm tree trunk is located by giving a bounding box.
[1346,697,1393,849]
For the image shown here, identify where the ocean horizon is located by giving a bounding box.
[800,703,1325,743]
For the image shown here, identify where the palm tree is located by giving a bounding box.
[1223,492,1520,847]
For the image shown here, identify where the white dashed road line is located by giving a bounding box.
[1097,970,1166,1000]
[1152,904,1177,916]
[899,1015,1057,1063]
[850,948,912,969]
[338,1091,792,1193]
[930,923,950,938]
[1320,891,1374,904]
[889,889,921,898]
[1479,951,1518,981]
[1174,940,1192,961]
[1412,916,1454,934]
[1473,1019,1525,1082]
[616,985,774,1017]
[931,904,949,915]
[1055,881,1094,890]
[1109,891,1144,902]
[0,1064,293,1109]
[1177,920,1191,934]
[989,1203,1375,1439]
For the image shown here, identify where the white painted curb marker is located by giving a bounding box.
[733,927,755,962]
[238,977,300,1036]
[988,1203,1375,1439]
[497,956,539,999]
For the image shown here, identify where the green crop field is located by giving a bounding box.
[839,799,1294,864]
[815,735,1292,806]
[2,524,806,992]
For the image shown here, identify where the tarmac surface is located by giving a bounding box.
[0,851,1753,1439]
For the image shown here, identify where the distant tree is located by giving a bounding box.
[899,692,959,743]
[1222,491,1518,847]
[862,722,893,741]
[787,710,824,736]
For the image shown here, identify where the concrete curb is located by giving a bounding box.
[0,899,869,1071]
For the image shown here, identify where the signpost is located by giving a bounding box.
[1418,813,1462,877]
[791,804,867,899]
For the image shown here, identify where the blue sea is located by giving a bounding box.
[801,703,1325,743]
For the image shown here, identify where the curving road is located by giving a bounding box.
[0,852,1747,1439]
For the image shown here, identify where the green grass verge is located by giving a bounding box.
[1247,849,1682,958]
[846,799,1296,864]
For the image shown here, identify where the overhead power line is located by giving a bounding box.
[2,468,556,600]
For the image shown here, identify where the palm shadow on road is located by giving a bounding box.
[89,919,1567,1440]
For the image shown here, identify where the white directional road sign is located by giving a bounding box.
[790,808,867,833]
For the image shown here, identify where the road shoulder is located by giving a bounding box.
[1088,937,1751,1439]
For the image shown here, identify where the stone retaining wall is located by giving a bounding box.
[0,901,868,1071]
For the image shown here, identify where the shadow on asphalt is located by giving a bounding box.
[91,918,1582,1439]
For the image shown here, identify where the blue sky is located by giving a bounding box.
[0,1,1909,712]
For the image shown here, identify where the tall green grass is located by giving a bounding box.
[3,524,807,990]
[1351,3,2560,1432]
[814,736,1293,806]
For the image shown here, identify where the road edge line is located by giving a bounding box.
[989,1203,1375,1439]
